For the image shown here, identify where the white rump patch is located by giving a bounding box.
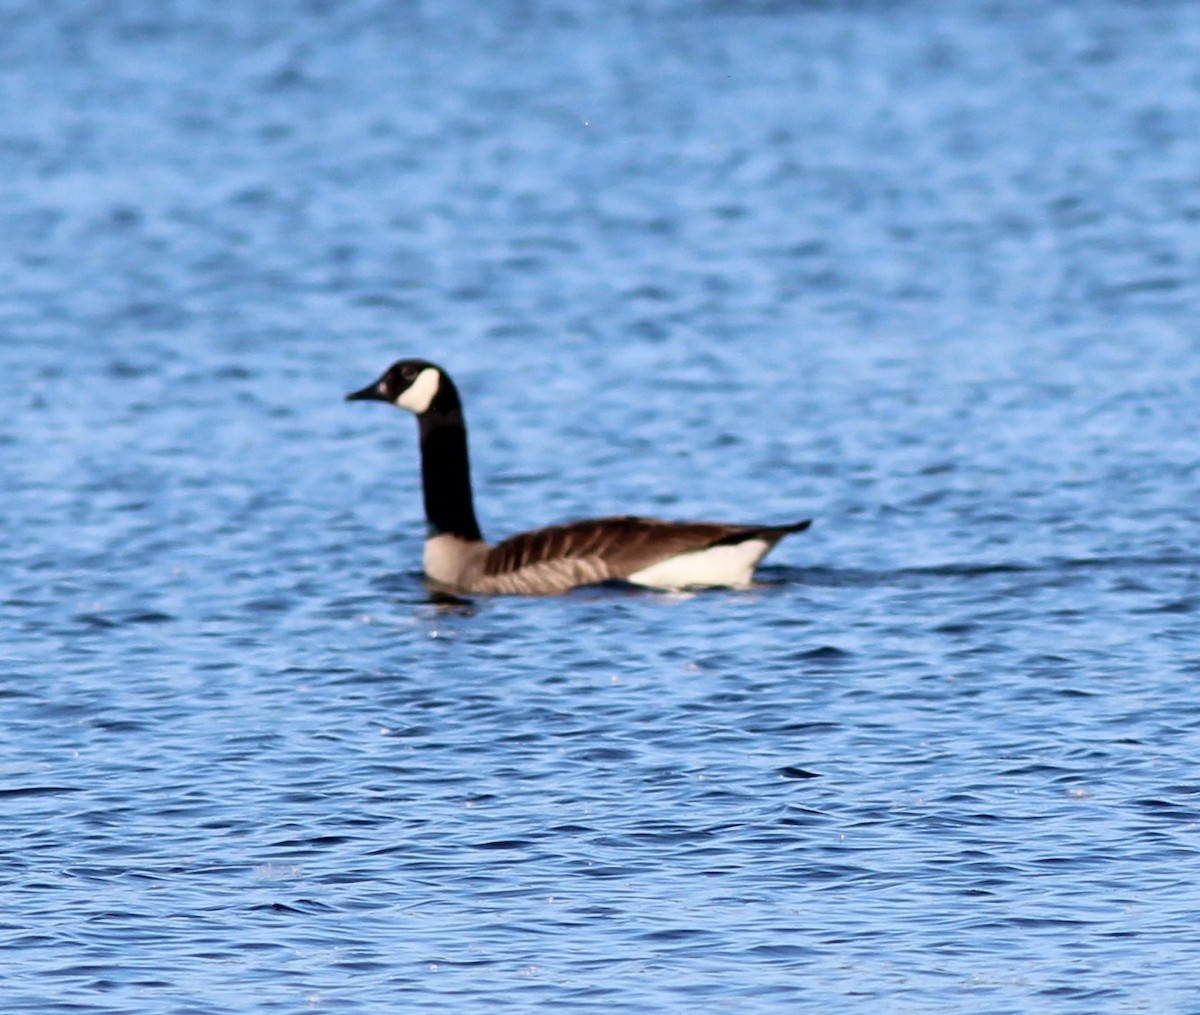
[396,367,441,414]
[627,539,771,590]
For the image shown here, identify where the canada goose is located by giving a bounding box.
[346,359,811,595]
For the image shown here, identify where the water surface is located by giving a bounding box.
[4,2,1200,1011]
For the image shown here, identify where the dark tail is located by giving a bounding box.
[714,519,812,547]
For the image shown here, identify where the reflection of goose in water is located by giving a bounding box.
[347,359,810,596]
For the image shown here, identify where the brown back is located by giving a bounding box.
[482,515,770,582]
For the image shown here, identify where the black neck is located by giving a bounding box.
[416,381,483,542]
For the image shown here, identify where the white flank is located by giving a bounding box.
[396,367,441,414]
[627,539,771,590]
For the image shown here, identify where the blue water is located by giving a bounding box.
[5,1,1200,1011]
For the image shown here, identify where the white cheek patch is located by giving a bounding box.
[396,367,440,414]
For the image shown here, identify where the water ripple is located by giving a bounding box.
[5,1,1200,1012]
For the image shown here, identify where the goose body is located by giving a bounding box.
[346,359,810,595]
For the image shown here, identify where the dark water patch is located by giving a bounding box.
[269,835,358,849]
[576,865,642,879]
[1137,597,1197,615]
[240,594,295,613]
[72,609,175,629]
[931,619,979,635]
[639,927,717,943]
[1038,985,1125,1002]
[790,645,853,666]
[252,899,337,915]
[791,555,1200,593]
[779,806,833,824]
[566,746,638,762]
[88,718,150,733]
[901,561,1043,578]
[1131,798,1200,820]
[124,610,175,624]
[0,785,82,799]
[74,613,119,630]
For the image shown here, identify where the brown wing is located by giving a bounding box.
[481,515,805,586]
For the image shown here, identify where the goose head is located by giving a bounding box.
[346,359,444,415]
